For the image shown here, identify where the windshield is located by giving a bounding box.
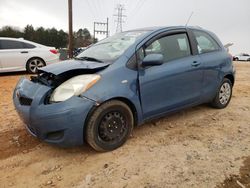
[77,31,148,63]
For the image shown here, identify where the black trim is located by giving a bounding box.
[186,28,199,55]
[126,54,137,70]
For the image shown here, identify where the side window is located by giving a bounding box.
[145,40,161,55]
[0,40,24,49]
[193,30,220,54]
[22,42,35,49]
[144,33,191,62]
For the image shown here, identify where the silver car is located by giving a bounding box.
[0,37,60,73]
[234,53,250,61]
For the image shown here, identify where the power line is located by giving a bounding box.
[113,4,126,33]
[127,0,143,18]
[126,0,147,25]
[137,0,147,14]
[86,0,96,18]
[91,0,101,19]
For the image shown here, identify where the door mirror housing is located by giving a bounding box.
[141,54,164,67]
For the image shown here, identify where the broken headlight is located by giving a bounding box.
[49,74,101,102]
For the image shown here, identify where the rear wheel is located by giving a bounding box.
[26,58,45,73]
[210,78,232,109]
[86,100,134,151]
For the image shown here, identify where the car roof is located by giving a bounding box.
[0,37,48,48]
[130,25,223,49]
[0,37,28,41]
[125,26,204,32]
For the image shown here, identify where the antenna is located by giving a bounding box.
[185,12,194,27]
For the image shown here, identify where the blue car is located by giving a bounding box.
[13,26,235,151]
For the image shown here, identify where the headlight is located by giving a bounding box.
[50,74,100,102]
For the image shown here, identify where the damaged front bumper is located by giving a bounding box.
[13,77,96,147]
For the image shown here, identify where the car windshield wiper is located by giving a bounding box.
[74,56,103,63]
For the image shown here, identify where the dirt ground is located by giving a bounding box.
[0,62,250,188]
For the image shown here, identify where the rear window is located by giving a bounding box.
[22,42,36,49]
[0,40,24,49]
[193,30,220,54]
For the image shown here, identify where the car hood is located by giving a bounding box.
[38,59,110,75]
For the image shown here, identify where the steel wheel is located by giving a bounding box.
[98,111,127,144]
[86,100,134,151]
[26,58,45,73]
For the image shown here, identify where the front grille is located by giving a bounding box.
[19,97,33,106]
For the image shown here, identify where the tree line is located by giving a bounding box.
[0,25,96,49]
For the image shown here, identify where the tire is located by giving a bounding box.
[86,100,134,151]
[210,78,232,109]
[26,58,45,74]
[235,57,239,61]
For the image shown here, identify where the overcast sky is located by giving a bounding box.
[0,0,249,54]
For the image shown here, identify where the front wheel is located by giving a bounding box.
[86,100,134,151]
[210,78,232,109]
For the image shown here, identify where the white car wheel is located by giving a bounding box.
[26,58,45,73]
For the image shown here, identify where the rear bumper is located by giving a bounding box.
[13,77,96,147]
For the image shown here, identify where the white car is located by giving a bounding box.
[0,37,60,73]
[233,53,250,61]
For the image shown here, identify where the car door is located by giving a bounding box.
[192,30,227,101]
[0,39,30,71]
[138,31,203,119]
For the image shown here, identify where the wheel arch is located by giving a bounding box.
[26,56,46,66]
[224,74,235,86]
[111,97,138,126]
[85,97,139,130]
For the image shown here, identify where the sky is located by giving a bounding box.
[0,0,249,54]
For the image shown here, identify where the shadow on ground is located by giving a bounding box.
[216,156,250,188]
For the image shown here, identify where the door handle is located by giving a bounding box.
[191,61,201,67]
[20,51,28,54]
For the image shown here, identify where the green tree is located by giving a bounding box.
[0,25,93,49]
[24,25,35,41]
[0,26,23,38]
[74,28,92,48]
[35,27,46,45]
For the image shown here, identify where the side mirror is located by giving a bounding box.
[141,54,164,67]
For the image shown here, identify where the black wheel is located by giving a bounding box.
[235,57,239,61]
[210,78,232,109]
[86,100,134,151]
[26,58,45,73]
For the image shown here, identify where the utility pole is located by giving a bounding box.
[114,4,126,33]
[68,0,73,58]
[93,18,109,43]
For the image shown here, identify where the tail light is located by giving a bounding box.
[50,49,58,54]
